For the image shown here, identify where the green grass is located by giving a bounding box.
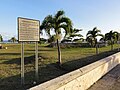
[0,43,119,90]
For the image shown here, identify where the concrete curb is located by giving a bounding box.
[29,52,120,90]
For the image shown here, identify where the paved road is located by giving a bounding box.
[88,64,120,90]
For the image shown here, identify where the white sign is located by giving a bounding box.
[18,17,40,41]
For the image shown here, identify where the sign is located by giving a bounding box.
[18,17,40,41]
[18,17,39,84]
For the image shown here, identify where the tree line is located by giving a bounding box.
[40,10,120,66]
[0,35,17,43]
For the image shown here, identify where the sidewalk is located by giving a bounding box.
[88,64,120,90]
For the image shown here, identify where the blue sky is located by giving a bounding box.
[0,0,120,40]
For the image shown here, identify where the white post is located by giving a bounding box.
[21,42,24,84]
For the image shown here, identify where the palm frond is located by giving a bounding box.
[40,15,53,30]
[72,38,84,42]
[57,17,72,26]
[70,34,83,37]
[55,10,65,19]
[86,30,92,36]
[93,27,97,31]
[96,34,104,37]
[74,29,82,33]
[61,39,71,43]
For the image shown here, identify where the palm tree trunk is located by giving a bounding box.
[57,39,61,65]
[96,44,99,54]
[118,41,120,51]
[118,35,120,51]
[111,40,113,50]
[95,39,98,54]
[111,44,113,50]
[96,45,98,54]
[117,40,120,51]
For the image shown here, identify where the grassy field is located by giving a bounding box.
[0,43,119,90]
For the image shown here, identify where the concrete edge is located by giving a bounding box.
[29,52,120,90]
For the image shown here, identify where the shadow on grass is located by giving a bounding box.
[0,49,119,90]
[26,49,56,52]
[2,55,35,65]
[0,61,67,90]
[62,49,119,71]
[0,53,20,56]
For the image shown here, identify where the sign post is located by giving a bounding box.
[18,17,40,84]
[35,42,38,81]
[118,34,120,51]
[21,42,24,84]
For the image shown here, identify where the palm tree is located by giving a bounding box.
[40,10,72,65]
[86,27,103,54]
[105,30,118,50]
[0,34,3,42]
[62,28,83,43]
[69,28,83,42]
[9,37,17,43]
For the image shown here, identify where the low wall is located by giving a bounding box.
[30,52,120,90]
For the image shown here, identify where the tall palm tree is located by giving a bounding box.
[105,30,118,50]
[0,34,3,42]
[40,10,72,65]
[86,27,103,54]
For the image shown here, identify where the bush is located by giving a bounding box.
[47,43,92,48]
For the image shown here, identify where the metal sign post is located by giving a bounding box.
[21,42,24,84]
[35,42,39,81]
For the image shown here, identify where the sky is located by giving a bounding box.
[0,0,120,40]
